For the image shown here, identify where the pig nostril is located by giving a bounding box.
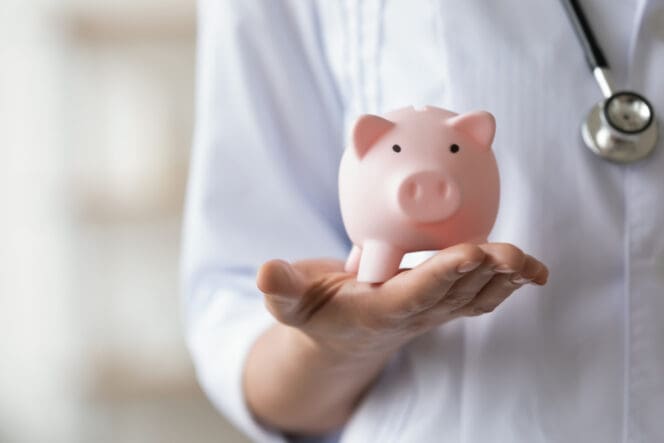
[437,181,446,196]
[404,181,424,200]
[406,181,418,199]
[413,183,422,200]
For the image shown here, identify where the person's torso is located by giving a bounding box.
[318,0,664,441]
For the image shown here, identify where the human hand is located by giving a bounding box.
[249,243,548,432]
[256,243,548,360]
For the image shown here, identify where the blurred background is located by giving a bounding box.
[0,0,248,441]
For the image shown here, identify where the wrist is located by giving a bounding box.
[245,322,401,433]
[282,324,397,373]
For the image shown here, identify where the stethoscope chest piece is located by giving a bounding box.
[582,91,658,163]
[562,0,658,164]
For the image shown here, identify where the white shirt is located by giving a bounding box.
[181,1,664,442]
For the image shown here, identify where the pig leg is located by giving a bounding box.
[345,245,362,273]
[357,240,403,283]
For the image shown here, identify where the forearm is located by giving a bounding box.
[243,322,393,435]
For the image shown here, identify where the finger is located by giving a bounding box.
[510,254,543,285]
[435,243,526,310]
[256,259,307,298]
[450,273,523,317]
[379,243,486,316]
[493,253,549,286]
[256,260,309,324]
[433,262,495,310]
[532,260,550,285]
[290,259,347,280]
[477,243,527,274]
[257,259,350,326]
[449,255,548,318]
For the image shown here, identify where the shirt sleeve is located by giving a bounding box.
[181,1,349,441]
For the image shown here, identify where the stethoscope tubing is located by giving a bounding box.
[559,0,608,71]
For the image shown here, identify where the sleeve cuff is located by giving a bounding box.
[186,288,288,443]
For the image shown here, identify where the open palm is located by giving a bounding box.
[257,243,548,357]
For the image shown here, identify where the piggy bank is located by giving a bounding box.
[338,105,500,283]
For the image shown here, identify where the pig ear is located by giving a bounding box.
[447,111,496,149]
[352,114,395,158]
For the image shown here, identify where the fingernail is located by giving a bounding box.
[457,261,481,273]
[509,274,532,285]
[494,265,514,273]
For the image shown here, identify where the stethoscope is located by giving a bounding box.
[561,0,658,163]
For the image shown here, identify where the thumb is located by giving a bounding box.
[256,259,309,325]
[256,259,307,297]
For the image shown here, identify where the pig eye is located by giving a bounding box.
[392,144,402,153]
[450,144,460,153]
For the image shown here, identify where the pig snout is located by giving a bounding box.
[396,171,461,223]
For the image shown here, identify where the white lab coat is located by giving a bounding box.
[181,1,664,442]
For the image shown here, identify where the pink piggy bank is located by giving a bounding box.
[338,105,500,283]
